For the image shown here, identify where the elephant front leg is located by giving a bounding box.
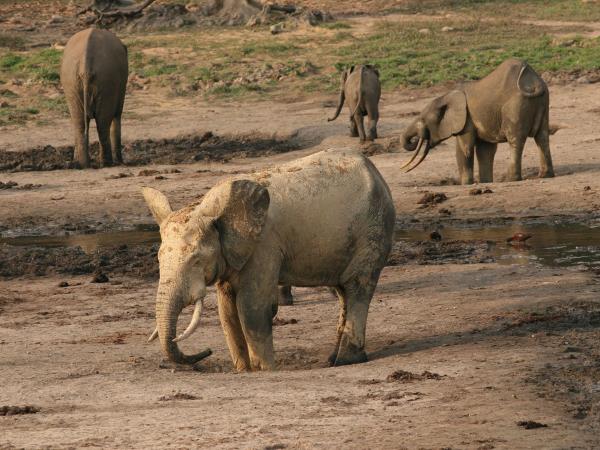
[216,281,251,372]
[475,140,497,183]
[455,135,475,185]
[236,285,277,371]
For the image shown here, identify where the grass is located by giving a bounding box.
[0,48,62,83]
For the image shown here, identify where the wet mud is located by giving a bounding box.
[0,131,300,172]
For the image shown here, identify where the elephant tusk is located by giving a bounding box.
[148,327,159,343]
[173,299,203,343]
[405,141,431,173]
[399,138,424,169]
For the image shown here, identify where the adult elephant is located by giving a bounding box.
[143,149,395,371]
[61,28,128,168]
[401,58,554,184]
[328,65,381,142]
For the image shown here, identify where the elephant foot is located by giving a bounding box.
[539,169,555,178]
[507,173,522,182]
[278,287,293,306]
[331,342,368,367]
[368,130,377,140]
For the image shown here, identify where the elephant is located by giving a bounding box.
[143,149,395,371]
[400,58,554,184]
[328,65,381,142]
[60,28,128,169]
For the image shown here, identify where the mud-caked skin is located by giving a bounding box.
[142,149,396,371]
[401,58,555,184]
[328,65,381,142]
[61,28,128,168]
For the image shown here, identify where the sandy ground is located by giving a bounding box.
[2,10,600,449]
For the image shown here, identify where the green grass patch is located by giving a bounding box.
[333,19,600,89]
[0,48,62,83]
[388,0,600,22]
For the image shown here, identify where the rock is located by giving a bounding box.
[270,23,284,34]
[92,272,109,283]
[0,102,10,108]
[58,281,69,287]
[48,15,64,24]
[418,28,431,34]
[517,420,547,429]
[577,75,593,84]
[441,26,454,32]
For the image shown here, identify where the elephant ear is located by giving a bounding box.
[517,63,546,98]
[433,90,467,142]
[141,187,172,227]
[202,180,270,271]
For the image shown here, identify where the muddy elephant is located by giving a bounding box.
[61,28,128,168]
[328,65,381,142]
[143,149,395,371]
[401,58,554,184]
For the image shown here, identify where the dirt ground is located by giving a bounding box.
[2,4,600,450]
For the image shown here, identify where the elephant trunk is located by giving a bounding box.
[328,89,345,122]
[401,122,420,151]
[156,283,211,365]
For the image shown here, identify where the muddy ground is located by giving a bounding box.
[3,6,600,450]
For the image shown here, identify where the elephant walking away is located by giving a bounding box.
[61,28,128,168]
[328,65,381,142]
[401,58,554,184]
[143,149,395,371]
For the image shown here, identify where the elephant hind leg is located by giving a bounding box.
[333,274,381,367]
[534,126,555,178]
[110,116,123,165]
[328,286,347,366]
[354,111,367,142]
[365,105,379,141]
[475,140,497,183]
[349,116,359,138]
[96,119,114,167]
[216,281,251,372]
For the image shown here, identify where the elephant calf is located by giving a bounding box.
[143,149,395,371]
[61,28,128,168]
[328,65,381,142]
[401,58,554,184]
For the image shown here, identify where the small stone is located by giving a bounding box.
[58,281,69,287]
[418,28,431,34]
[469,188,483,196]
[441,26,454,32]
[429,231,442,241]
[584,185,592,191]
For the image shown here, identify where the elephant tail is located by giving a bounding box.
[328,84,346,122]
[349,65,365,118]
[82,76,90,148]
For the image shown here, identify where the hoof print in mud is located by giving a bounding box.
[386,370,445,383]
[517,420,548,430]
[0,405,40,416]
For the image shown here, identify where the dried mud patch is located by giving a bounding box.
[0,243,159,279]
[0,131,300,172]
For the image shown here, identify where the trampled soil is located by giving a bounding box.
[2,8,600,450]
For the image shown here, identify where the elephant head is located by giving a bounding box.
[400,90,467,172]
[328,66,354,122]
[142,179,270,364]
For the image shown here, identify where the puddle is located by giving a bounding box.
[396,223,600,270]
[2,223,600,270]
[0,230,160,254]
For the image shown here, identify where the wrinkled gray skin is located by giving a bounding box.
[401,58,554,184]
[143,149,395,371]
[61,28,128,168]
[328,65,381,142]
